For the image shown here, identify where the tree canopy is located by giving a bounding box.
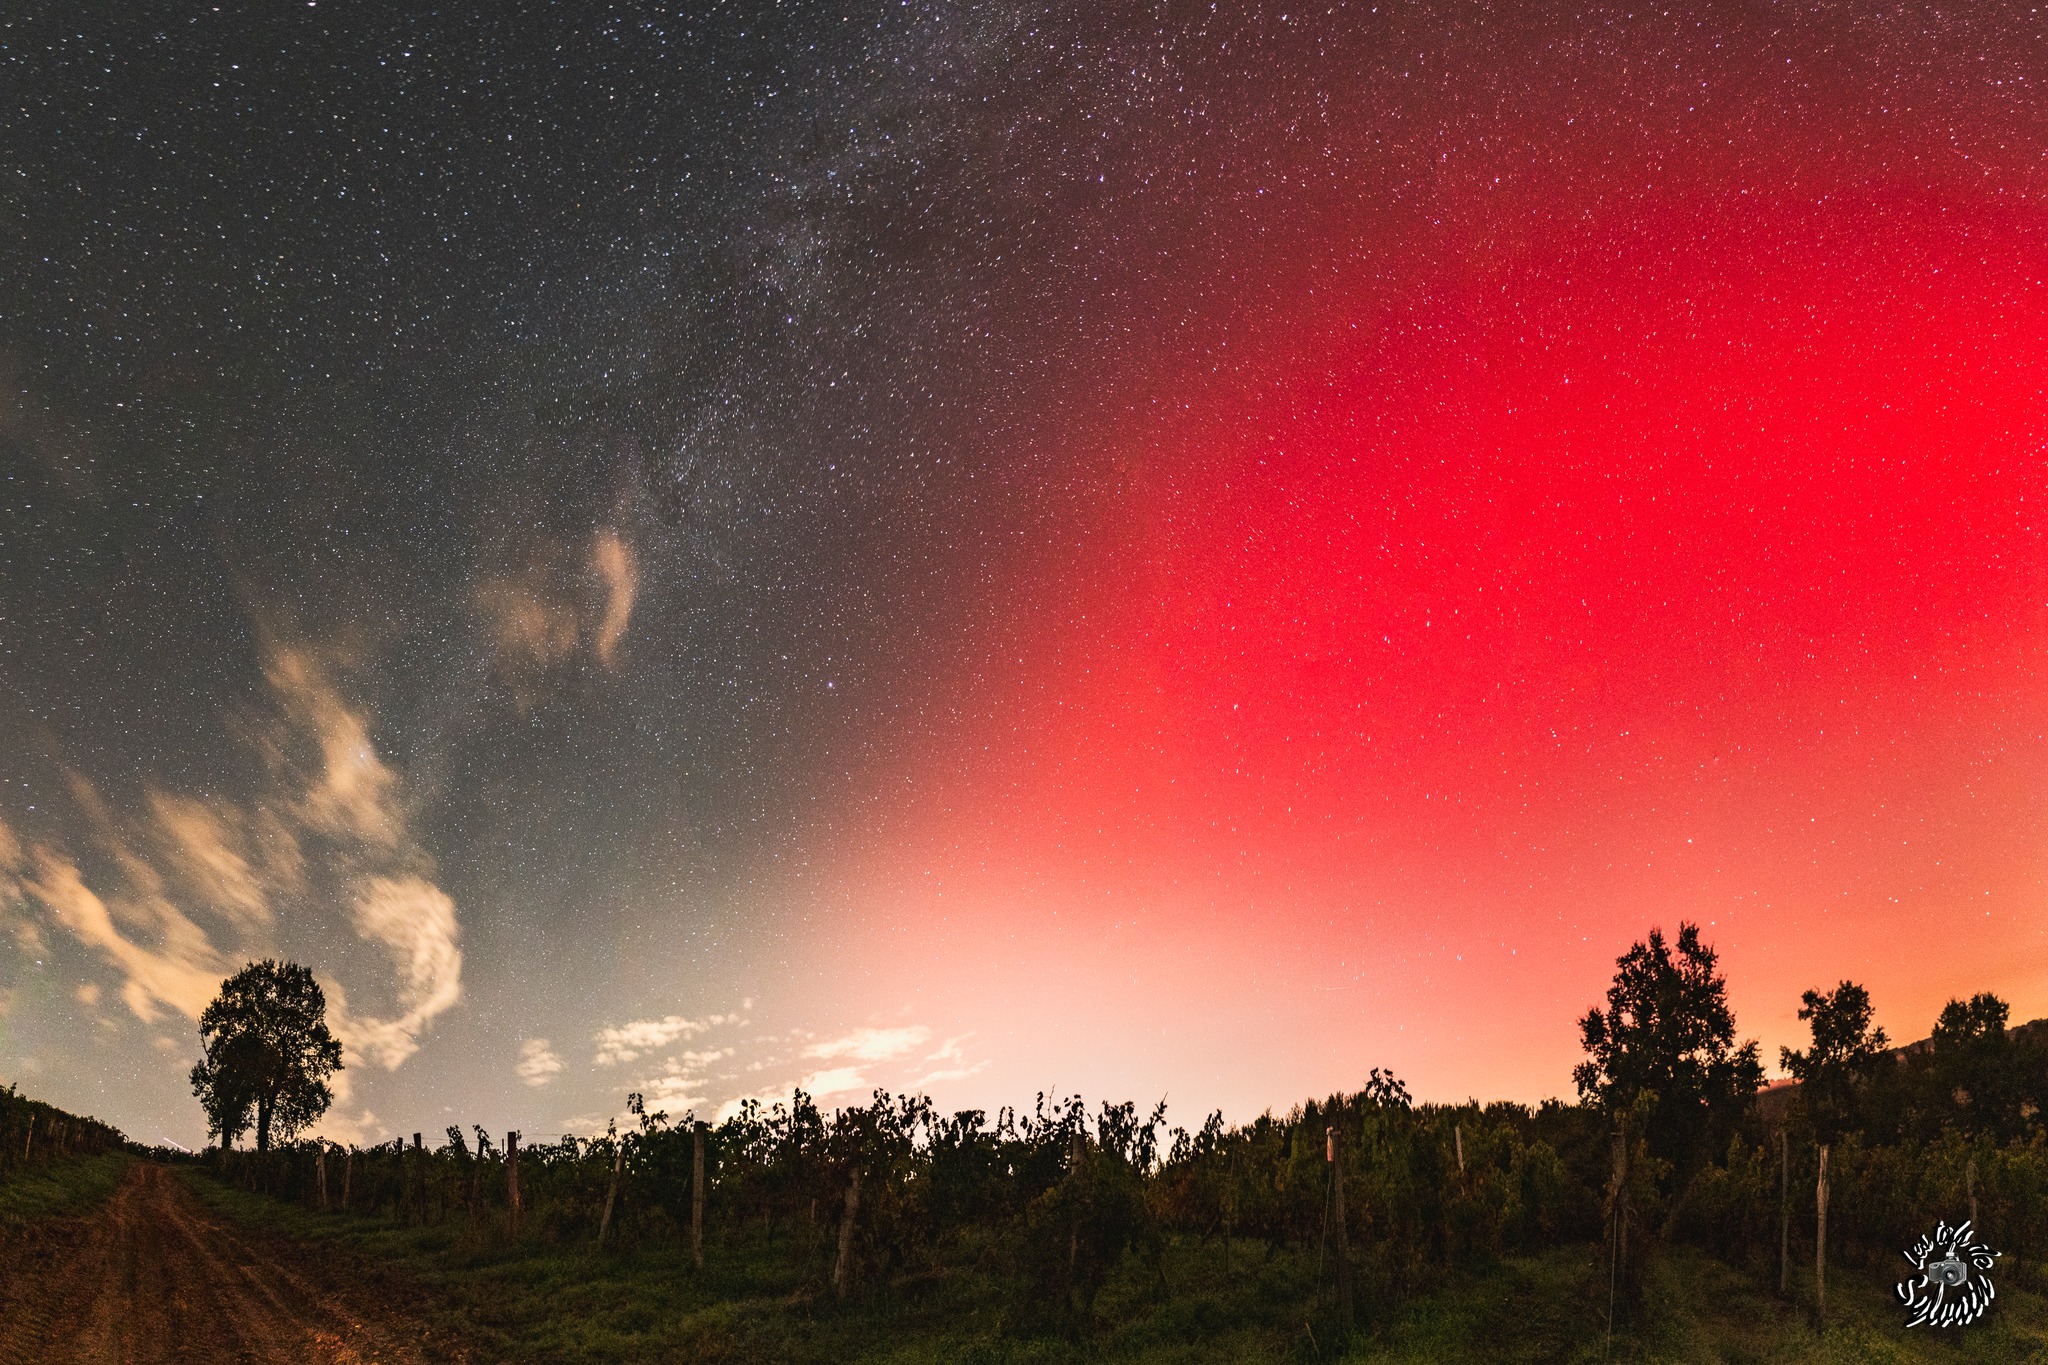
[1574,922,1762,1186]
[1778,980,1888,1143]
[189,959,343,1151]
[1927,991,2026,1138]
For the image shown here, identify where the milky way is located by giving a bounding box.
[4,2,2046,1146]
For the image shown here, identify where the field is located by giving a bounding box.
[173,1164,2048,1364]
[2,1101,2047,1362]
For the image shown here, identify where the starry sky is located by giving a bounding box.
[3,1,2046,1150]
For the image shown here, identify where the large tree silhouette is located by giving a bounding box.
[189,960,343,1151]
[1778,980,1888,1143]
[1575,923,1762,1198]
[1926,991,2026,1139]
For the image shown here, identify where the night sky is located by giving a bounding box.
[4,1,2046,1150]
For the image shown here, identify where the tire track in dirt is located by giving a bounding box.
[0,1161,466,1365]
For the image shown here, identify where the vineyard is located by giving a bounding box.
[0,1083,126,1175]
[203,1067,2048,1349]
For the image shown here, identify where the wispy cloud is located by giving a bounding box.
[6,644,466,1091]
[0,817,48,957]
[804,1025,932,1063]
[797,1066,871,1098]
[328,876,463,1070]
[144,791,284,930]
[260,647,465,1071]
[518,1038,564,1088]
[471,577,580,673]
[593,1010,743,1067]
[591,530,638,666]
[265,646,406,851]
[17,841,226,1022]
[635,1047,735,1116]
[707,1064,873,1124]
[469,528,641,699]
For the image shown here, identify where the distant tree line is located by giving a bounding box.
[197,932,2048,1339]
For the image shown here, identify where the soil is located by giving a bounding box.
[0,1161,472,1365]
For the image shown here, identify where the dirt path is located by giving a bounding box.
[0,1161,465,1365]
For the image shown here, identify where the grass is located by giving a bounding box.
[180,1171,2048,1364]
[0,1151,132,1229]
[1357,1242,2048,1364]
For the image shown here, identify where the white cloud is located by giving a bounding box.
[20,843,226,1023]
[642,1074,708,1115]
[799,1066,872,1098]
[708,1065,875,1124]
[629,1047,735,1118]
[593,1011,741,1066]
[804,1025,932,1063]
[517,1038,564,1088]
[266,646,405,850]
[0,823,46,957]
[7,645,466,1078]
[327,876,463,1070]
[591,530,638,666]
[145,790,278,930]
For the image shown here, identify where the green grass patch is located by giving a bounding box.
[181,1171,2048,1364]
[0,1151,131,1228]
[1354,1242,2048,1364]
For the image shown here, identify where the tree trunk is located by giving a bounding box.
[1067,1131,1085,1302]
[1814,1142,1829,1325]
[833,1167,862,1299]
[691,1123,705,1268]
[599,1139,625,1246]
[1329,1127,1354,1331]
[1606,1127,1629,1348]
[507,1132,521,1239]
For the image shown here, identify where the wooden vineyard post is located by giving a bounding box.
[317,1146,328,1210]
[691,1122,705,1268]
[599,1137,625,1245]
[1454,1122,1465,1175]
[343,1146,353,1210]
[1777,1128,1789,1298]
[412,1133,424,1225]
[1814,1143,1829,1325]
[1068,1131,1085,1290]
[1605,1126,1628,1351]
[833,1166,863,1299]
[507,1132,521,1239]
[22,1113,31,1162]
[1328,1126,1354,1332]
[1967,1156,1979,1231]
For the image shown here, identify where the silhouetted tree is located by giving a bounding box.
[1779,981,1888,1143]
[1575,923,1763,1209]
[189,959,343,1151]
[1927,992,2025,1139]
